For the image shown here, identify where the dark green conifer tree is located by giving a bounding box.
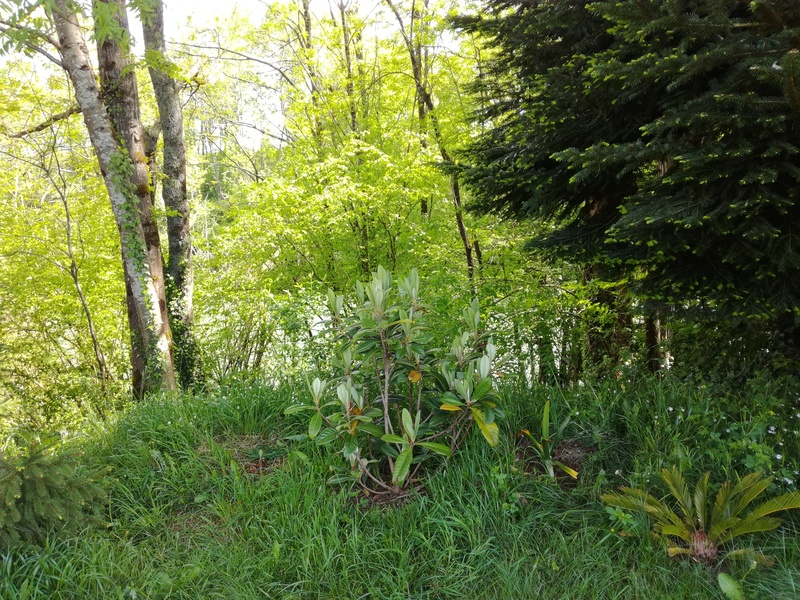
[457,0,800,361]
[454,0,662,370]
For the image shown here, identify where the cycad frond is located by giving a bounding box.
[604,467,800,566]
[708,515,741,542]
[661,466,694,526]
[602,488,684,530]
[726,516,784,541]
[725,548,775,567]
[742,491,800,521]
[728,474,773,520]
[661,522,693,543]
[712,480,733,525]
[667,546,693,558]
[694,472,709,531]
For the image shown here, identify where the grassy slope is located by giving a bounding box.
[2,381,798,599]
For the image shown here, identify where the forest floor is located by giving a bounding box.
[3,380,799,599]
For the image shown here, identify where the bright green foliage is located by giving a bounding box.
[517,399,577,480]
[0,441,106,547]
[285,266,502,490]
[0,61,129,433]
[602,467,800,565]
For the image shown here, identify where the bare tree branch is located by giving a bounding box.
[170,40,297,88]
[5,105,81,138]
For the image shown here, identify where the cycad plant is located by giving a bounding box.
[602,467,800,565]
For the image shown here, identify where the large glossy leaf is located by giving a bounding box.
[358,423,384,437]
[417,442,452,457]
[315,428,338,446]
[393,446,413,485]
[283,404,315,415]
[381,434,406,445]
[471,407,499,446]
[343,436,359,459]
[401,409,415,442]
[440,391,464,407]
[308,412,323,439]
[472,378,493,402]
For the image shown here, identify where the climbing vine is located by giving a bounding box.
[108,148,147,273]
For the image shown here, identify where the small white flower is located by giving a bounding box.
[768,426,777,434]
[615,469,622,476]
[776,454,783,460]
[668,406,674,412]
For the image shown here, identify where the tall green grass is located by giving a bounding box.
[2,377,798,599]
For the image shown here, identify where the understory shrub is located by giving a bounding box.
[286,267,503,491]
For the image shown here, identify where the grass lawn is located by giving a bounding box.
[3,381,799,599]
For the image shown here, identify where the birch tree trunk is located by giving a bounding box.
[51,0,177,395]
[141,0,199,388]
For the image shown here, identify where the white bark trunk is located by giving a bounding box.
[51,0,176,393]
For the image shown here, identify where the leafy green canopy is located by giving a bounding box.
[456,0,800,323]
